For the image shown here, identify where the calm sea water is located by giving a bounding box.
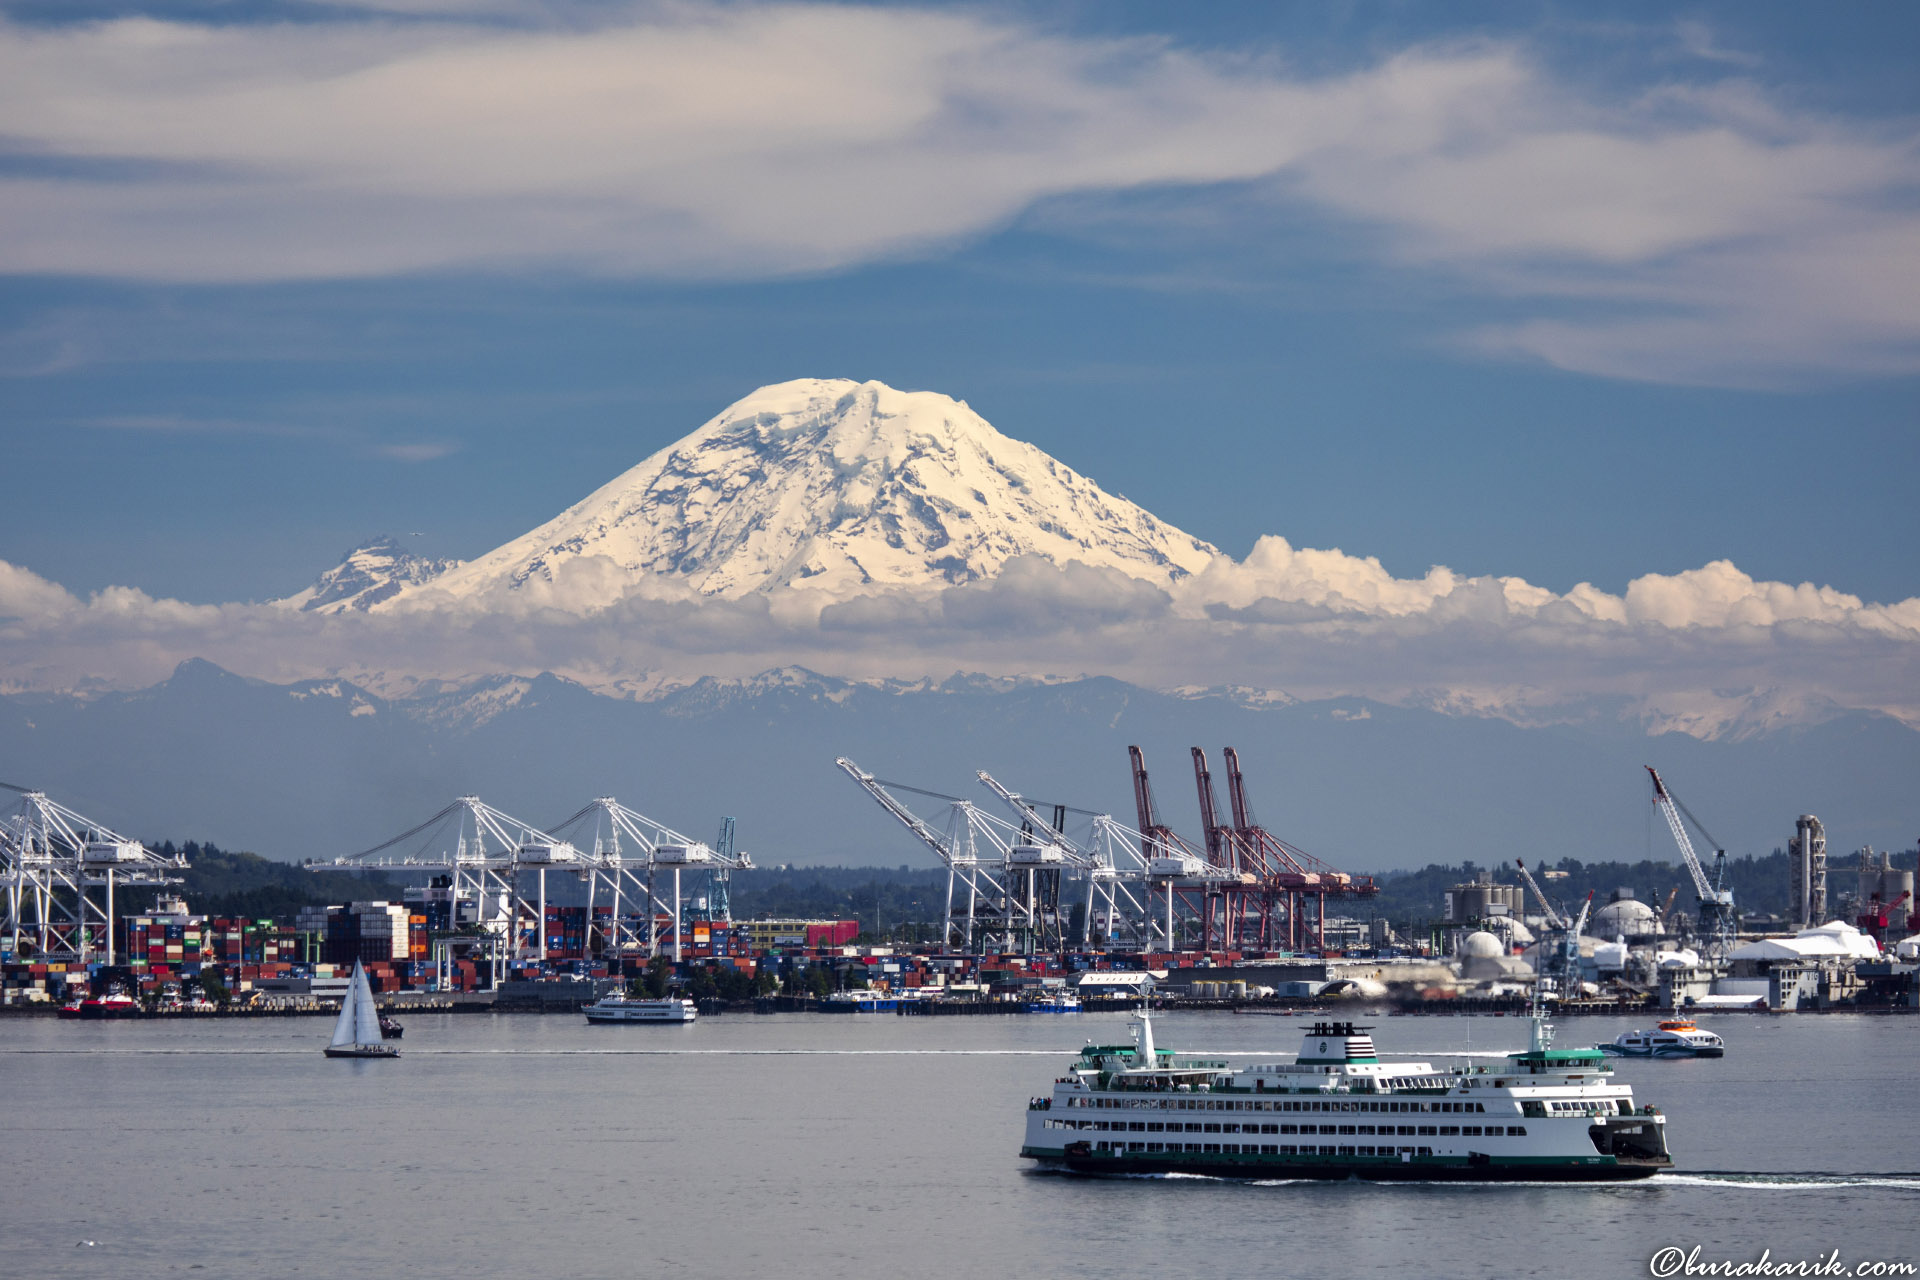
[3,1009,1917,1279]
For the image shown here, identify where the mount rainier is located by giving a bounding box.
[292,378,1219,612]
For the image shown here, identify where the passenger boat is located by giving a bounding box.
[582,995,698,1024]
[322,960,400,1059]
[1020,999,1671,1182]
[1599,1020,1724,1059]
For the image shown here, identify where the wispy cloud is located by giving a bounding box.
[0,6,1912,386]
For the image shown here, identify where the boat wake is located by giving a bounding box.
[1654,1172,1920,1192]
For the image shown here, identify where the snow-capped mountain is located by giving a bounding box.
[404,379,1219,606]
[281,535,462,613]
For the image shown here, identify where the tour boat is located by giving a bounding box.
[323,960,400,1058]
[582,995,698,1024]
[1020,1002,1671,1181]
[1599,1020,1724,1059]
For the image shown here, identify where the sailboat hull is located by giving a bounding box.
[322,1044,401,1059]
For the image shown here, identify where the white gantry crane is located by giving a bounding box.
[976,770,1184,950]
[543,797,752,963]
[313,796,572,967]
[837,757,1068,954]
[0,783,186,964]
[1645,766,1738,959]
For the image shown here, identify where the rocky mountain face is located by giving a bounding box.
[281,536,462,613]
[380,378,1220,606]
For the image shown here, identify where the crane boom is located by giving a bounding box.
[837,757,955,863]
[1646,767,1722,901]
[1514,859,1566,929]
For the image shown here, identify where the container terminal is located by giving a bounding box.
[4,751,1917,1015]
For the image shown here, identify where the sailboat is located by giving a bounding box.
[323,959,401,1059]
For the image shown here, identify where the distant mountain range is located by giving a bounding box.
[4,658,1914,871]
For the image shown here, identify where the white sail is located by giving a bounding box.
[351,961,383,1047]
[328,962,360,1048]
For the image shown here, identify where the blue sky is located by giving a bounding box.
[0,0,1915,734]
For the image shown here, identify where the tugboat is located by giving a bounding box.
[57,988,142,1020]
[323,960,400,1059]
[378,1015,404,1040]
[1020,988,1671,1181]
[1599,1019,1724,1059]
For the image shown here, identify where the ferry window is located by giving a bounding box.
[1439,1126,1459,1136]
[1338,1124,1356,1135]
[1261,1124,1278,1135]
[1129,1122,1145,1132]
[1319,1124,1336,1135]
[1224,1123,1239,1134]
[1474,1103,1485,1113]
[1418,1147,1433,1157]
[1204,1143,1220,1154]
[1261,1144,1278,1155]
[1186,1143,1201,1153]
[1204,1123,1221,1134]
[1417,1125,1437,1136]
[1280,1145,1297,1155]
[1357,1125,1374,1135]
[1397,1126,1415,1136]
[1097,1141,1110,1151]
[1462,1126,1482,1136]
[1224,1143,1239,1154]
[1129,1142,1144,1152]
[1185,1123,1201,1133]
[1507,1126,1527,1137]
[1147,1123,1164,1133]
[1521,1101,1546,1118]
[1338,1146,1355,1156]
[1319,1146,1336,1156]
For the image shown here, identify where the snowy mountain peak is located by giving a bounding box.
[280,535,462,613]
[411,378,1219,605]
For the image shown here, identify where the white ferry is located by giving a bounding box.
[582,996,698,1024]
[1600,1019,1724,1059]
[1020,1009,1671,1182]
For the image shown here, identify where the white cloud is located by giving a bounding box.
[3,544,1916,739]
[0,7,1914,384]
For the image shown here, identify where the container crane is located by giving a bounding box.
[975,771,1155,950]
[838,758,1057,953]
[1130,746,1223,952]
[0,782,186,965]
[1645,766,1737,959]
[1217,746,1378,952]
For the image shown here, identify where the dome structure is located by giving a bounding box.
[1460,931,1504,959]
[1591,897,1660,939]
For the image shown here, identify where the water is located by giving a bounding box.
[4,1010,1917,1279]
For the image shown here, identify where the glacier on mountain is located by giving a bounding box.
[390,378,1218,609]
[281,535,462,613]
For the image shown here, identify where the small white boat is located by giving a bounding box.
[323,960,401,1059]
[583,995,698,1024]
[1022,994,1083,1013]
[1599,1020,1724,1059]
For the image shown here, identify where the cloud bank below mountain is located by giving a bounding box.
[4,540,1915,741]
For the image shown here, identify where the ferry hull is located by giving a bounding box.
[1028,1151,1667,1183]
